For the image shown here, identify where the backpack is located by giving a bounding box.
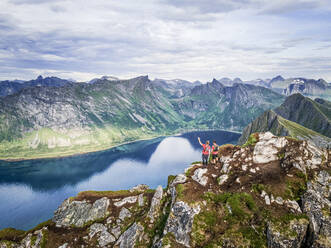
[203,145,210,153]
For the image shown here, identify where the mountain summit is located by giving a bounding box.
[1,132,329,247]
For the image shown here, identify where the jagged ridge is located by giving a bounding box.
[238,94,331,148]
[0,77,284,160]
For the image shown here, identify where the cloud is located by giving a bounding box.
[0,0,330,82]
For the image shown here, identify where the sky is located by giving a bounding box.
[0,0,331,82]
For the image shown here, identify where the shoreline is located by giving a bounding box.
[0,128,242,162]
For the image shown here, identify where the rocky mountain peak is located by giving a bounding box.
[36,75,43,81]
[1,132,329,247]
[233,77,243,83]
[270,75,285,83]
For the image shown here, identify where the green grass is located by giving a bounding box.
[252,184,266,194]
[238,226,266,248]
[0,228,25,241]
[242,133,258,147]
[278,116,331,141]
[0,125,167,161]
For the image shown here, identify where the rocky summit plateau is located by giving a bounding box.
[1,132,330,248]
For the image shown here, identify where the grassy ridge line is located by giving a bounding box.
[278,116,331,141]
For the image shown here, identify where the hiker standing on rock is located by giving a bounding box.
[198,137,210,166]
[211,140,219,164]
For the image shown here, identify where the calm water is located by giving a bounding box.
[0,130,240,230]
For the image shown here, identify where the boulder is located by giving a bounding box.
[119,207,131,221]
[115,222,144,248]
[53,197,110,227]
[89,223,115,247]
[285,200,302,213]
[267,218,309,248]
[192,168,208,186]
[130,184,149,193]
[147,185,163,223]
[253,132,288,164]
[302,170,331,246]
[163,201,200,247]
[170,174,187,186]
[58,243,69,248]
[138,193,144,207]
[114,196,138,207]
[218,174,228,185]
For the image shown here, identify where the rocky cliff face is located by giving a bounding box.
[1,132,330,248]
[282,79,331,97]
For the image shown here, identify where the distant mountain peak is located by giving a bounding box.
[211,78,219,84]
[233,77,243,83]
[100,75,119,81]
[270,75,284,82]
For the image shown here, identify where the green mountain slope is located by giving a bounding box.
[0,76,285,160]
[274,94,331,137]
[238,110,331,148]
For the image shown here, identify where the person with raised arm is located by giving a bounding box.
[198,137,210,166]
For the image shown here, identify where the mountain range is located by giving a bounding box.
[0,76,284,160]
[0,76,73,97]
[218,76,331,100]
[2,75,330,100]
[238,94,331,148]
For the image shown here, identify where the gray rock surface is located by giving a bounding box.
[119,207,131,221]
[218,174,228,185]
[58,243,69,248]
[163,201,200,247]
[170,174,187,186]
[192,168,208,186]
[267,218,309,248]
[53,197,110,227]
[130,184,149,193]
[302,170,331,247]
[253,132,288,164]
[114,196,138,207]
[147,185,163,223]
[89,223,115,247]
[115,222,144,248]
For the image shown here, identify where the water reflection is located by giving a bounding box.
[0,131,240,230]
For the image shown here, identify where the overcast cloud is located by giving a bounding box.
[0,0,330,82]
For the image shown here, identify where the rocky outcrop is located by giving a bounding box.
[89,223,116,247]
[253,132,288,164]
[1,133,330,248]
[267,219,309,248]
[53,197,110,227]
[147,185,163,223]
[115,223,144,248]
[302,171,331,247]
[162,201,200,247]
[191,168,208,186]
